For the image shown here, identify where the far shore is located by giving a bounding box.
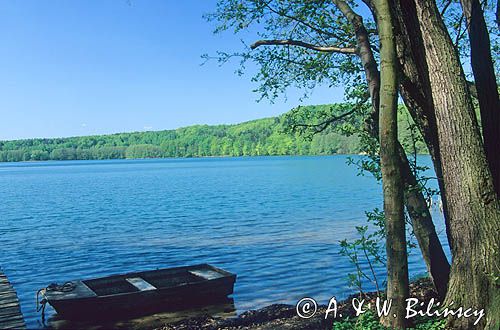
[0,152,431,165]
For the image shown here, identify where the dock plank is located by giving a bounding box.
[0,269,25,330]
[0,307,23,318]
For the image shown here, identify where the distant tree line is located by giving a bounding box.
[0,104,425,162]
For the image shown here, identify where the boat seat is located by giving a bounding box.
[189,269,224,280]
[125,277,157,291]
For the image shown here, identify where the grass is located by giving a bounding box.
[332,310,446,329]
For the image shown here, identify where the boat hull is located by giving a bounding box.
[44,264,236,320]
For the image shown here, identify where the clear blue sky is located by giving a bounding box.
[0,0,343,140]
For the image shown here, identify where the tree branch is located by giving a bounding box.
[467,80,478,99]
[333,0,380,132]
[291,107,358,133]
[440,0,453,17]
[454,13,467,49]
[262,2,351,43]
[250,39,357,54]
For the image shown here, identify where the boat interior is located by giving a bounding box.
[82,266,226,296]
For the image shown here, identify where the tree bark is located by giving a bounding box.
[460,0,500,198]
[413,0,500,328]
[363,0,451,301]
[391,0,452,300]
[373,0,409,327]
[398,148,450,300]
[332,0,380,127]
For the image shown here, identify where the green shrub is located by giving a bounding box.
[332,310,446,330]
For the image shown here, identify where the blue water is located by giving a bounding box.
[0,156,448,329]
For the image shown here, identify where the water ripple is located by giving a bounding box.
[0,156,448,329]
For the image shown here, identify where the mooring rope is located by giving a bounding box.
[36,282,77,320]
[46,282,76,293]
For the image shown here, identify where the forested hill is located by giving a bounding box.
[0,104,424,162]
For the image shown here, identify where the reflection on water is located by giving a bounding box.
[46,298,236,330]
[0,156,449,329]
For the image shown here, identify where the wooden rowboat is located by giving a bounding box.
[38,264,236,319]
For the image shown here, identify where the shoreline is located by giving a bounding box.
[156,278,436,330]
[0,153,431,165]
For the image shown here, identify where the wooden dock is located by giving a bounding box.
[0,269,26,329]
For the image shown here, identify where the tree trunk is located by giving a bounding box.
[374,0,409,328]
[398,147,450,300]
[460,0,500,197]
[413,0,500,328]
[391,0,452,299]
[362,0,451,301]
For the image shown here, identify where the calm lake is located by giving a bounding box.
[0,156,448,329]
